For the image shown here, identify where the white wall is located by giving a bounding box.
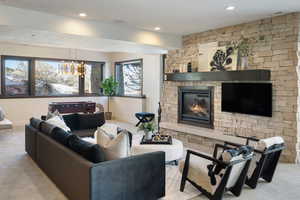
[0,42,110,126]
[110,97,145,124]
[0,42,111,62]
[1,97,107,126]
[108,52,162,123]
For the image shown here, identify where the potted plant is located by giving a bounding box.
[101,76,118,120]
[229,37,252,70]
[138,121,156,140]
[237,38,251,69]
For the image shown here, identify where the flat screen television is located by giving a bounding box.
[222,83,272,117]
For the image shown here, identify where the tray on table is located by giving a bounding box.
[140,135,172,145]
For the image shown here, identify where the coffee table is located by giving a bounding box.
[132,135,184,165]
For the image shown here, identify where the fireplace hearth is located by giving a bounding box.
[178,86,214,128]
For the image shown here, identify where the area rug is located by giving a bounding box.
[163,165,199,200]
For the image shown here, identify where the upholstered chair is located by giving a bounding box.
[180,144,253,200]
[224,136,285,189]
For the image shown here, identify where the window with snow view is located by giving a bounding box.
[4,58,30,96]
[1,56,104,98]
[35,60,79,96]
[115,59,143,97]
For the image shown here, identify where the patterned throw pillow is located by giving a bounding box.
[46,110,62,120]
[0,107,5,121]
[46,116,71,132]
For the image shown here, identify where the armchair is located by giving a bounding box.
[180,144,253,200]
[224,136,285,189]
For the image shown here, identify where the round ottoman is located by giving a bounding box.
[132,137,184,164]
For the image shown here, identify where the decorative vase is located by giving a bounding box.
[240,56,249,70]
[144,131,153,140]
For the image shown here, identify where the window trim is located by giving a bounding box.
[114,58,144,98]
[0,55,105,98]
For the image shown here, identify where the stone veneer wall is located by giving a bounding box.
[297,21,300,163]
[161,13,300,163]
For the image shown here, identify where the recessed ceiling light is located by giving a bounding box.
[79,13,87,17]
[154,27,161,31]
[226,6,235,11]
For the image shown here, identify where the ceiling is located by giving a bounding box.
[0,0,299,35]
[0,25,168,54]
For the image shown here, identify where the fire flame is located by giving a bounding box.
[190,104,208,116]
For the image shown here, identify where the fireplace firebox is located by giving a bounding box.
[178,86,214,128]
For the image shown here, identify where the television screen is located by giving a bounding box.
[222,83,272,117]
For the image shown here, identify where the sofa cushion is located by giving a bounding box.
[78,113,105,130]
[51,127,73,146]
[46,116,71,132]
[62,113,79,131]
[30,118,43,130]
[40,121,58,136]
[68,135,104,163]
[72,129,96,138]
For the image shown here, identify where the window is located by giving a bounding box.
[115,59,143,97]
[1,56,104,98]
[84,62,104,95]
[3,58,30,96]
[35,60,79,96]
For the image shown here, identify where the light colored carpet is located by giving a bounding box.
[1,123,300,200]
[0,125,199,200]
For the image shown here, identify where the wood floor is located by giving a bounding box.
[1,124,300,200]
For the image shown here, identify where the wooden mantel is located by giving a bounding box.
[164,70,271,82]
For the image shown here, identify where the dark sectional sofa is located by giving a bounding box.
[25,116,166,200]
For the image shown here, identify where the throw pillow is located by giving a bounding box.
[117,127,133,147]
[100,123,119,139]
[68,135,105,163]
[0,107,5,121]
[46,116,71,132]
[95,128,131,161]
[51,127,73,146]
[46,110,62,120]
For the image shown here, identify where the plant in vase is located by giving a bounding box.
[101,76,118,120]
[229,37,252,70]
[138,121,156,140]
[237,38,251,69]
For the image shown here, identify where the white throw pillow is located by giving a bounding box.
[46,110,62,120]
[95,128,131,161]
[46,116,71,132]
[99,123,119,139]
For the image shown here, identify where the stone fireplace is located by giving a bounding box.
[178,86,214,128]
[159,13,300,163]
